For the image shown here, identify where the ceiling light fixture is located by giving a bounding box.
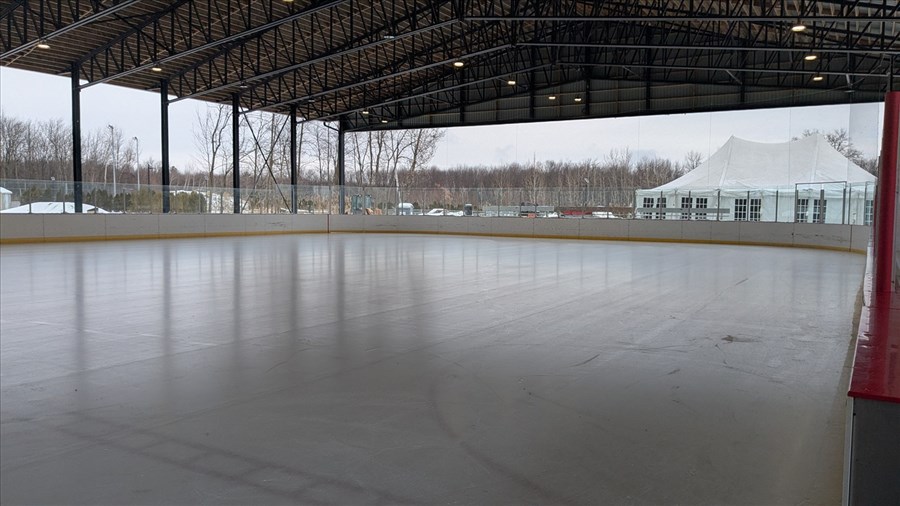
[453,61,464,68]
[361,110,370,115]
[791,23,807,32]
[548,95,557,100]
[36,41,50,50]
[507,80,517,86]
[804,54,818,61]
[150,65,163,72]
[381,119,389,124]
[383,34,396,40]
[812,75,824,82]
[574,97,583,102]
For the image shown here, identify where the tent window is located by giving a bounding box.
[734,199,748,221]
[796,199,809,223]
[656,197,667,220]
[681,197,693,220]
[813,199,827,223]
[695,198,708,220]
[864,200,874,225]
[749,198,762,221]
[642,197,655,219]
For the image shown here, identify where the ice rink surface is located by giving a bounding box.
[0,234,865,504]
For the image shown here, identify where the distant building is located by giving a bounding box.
[0,187,11,210]
[635,135,876,224]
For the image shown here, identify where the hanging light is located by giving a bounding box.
[36,40,51,50]
[361,110,370,115]
[812,75,824,82]
[804,54,818,61]
[453,61,465,68]
[150,65,163,72]
[381,119,389,124]
[548,95,557,100]
[507,79,517,86]
[574,97,583,102]
[791,22,807,32]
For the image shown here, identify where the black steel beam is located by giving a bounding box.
[231,13,502,113]
[325,61,554,127]
[0,1,25,21]
[161,79,170,214]
[337,117,345,215]
[460,0,895,20]
[169,2,456,103]
[247,44,511,113]
[73,0,191,79]
[517,41,897,56]
[232,93,240,214]
[465,15,895,23]
[3,0,897,138]
[78,0,345,89]
[290,104,298,214]
[336,57,887,130]
[71,62,82,213]
[1,0,141,60]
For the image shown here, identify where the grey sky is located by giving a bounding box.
[1,66,885,173]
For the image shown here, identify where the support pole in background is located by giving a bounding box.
[160,80,170,213]
[71,64,83,213]
[290,105,298,214]
[873,91,899,293]
[337,118,346,215]
[232,94,241,214]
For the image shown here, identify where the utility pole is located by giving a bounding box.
[107,125,118,196]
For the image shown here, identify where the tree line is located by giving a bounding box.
[0,106,695,192]
[1,107,878,207]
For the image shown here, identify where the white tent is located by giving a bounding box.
[0,202,109,214]
[636,135,876,224]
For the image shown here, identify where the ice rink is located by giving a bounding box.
[0,234,865,504]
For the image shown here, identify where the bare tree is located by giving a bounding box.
[0,112,28,179]
[799,128,865,165]
[403,128,445,186]
[193,104,230,211]
[683,150,704,172]
[303,121,335,184]
[241,111,290,212]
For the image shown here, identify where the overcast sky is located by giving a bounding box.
[0,66,885,172]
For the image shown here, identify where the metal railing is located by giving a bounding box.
[0,179,876,225]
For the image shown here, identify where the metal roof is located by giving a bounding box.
[2,1,898,131]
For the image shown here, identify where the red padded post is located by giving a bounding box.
[874,92,900,293]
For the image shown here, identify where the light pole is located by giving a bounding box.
[583,177,589,217]
[107,125,118,196]
[132,136,140,191]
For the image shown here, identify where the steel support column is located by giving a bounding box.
[290,104,298,214]
[71,64,83,213]
[874,91,899,293]
[233,94,241,214]
[337,118,346,215]
[161,80,170,213]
